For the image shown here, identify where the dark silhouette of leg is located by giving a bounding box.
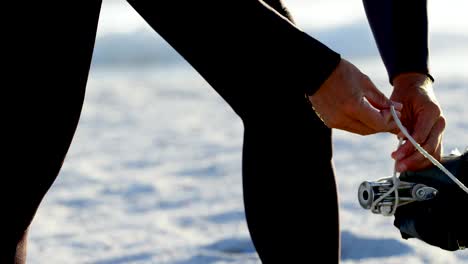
[3,2,102,263]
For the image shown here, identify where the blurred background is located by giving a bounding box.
[29,0,468,263]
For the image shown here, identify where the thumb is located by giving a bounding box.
[363,78,392,110]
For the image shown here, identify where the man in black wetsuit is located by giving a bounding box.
[3,0,443,263]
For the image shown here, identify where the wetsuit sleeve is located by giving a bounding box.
[127,0,340,98]
[363,0,434,83]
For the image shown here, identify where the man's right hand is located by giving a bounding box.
[308,58,402,135]
[390,73,445,172]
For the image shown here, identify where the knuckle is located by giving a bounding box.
[389,126,400,135]
[423,142,437,153]
[362,74,371,83]
[413,135,424,144]
[403,143,415,153]
[433,106,441,117]
[439,116,447,129]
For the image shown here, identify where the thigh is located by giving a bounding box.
[242,96,340,263]
[3,1,102,260]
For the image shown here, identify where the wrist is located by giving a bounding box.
[392,72,433,90]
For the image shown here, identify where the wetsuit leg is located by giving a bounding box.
[3,2,102,263]
[241,98,339,263]
[127,0,340,262]
[242,2,340,262]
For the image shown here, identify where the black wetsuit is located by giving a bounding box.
[363,0,432,83]
[4,0,430,263]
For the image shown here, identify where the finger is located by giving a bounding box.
[395,117,445,172]
[391,101,403,111]
[397,132,405,139]
[388,123,400,135]
[396,142,442,172]
[355,98,395,132]
[382,108,401,134]
[411,111,441,145]
[398,115,445,162]
[363,79,392,110]
[392,139,415,160]
[336,118,376,135]
[396,145,432,172]
[382,108,402,121]
[392,113,438,160]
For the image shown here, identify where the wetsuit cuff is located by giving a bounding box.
[390,69,435,85]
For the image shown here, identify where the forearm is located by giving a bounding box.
[363,0,432,83]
